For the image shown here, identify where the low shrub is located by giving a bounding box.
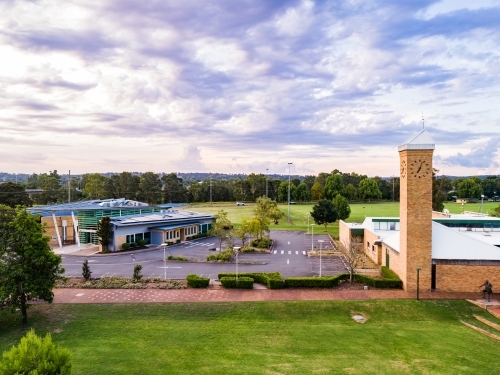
[121,243,130,250]
[250,237,272,249]
[167,255,189,261]
[192,232,209,239]
[137,239,147,247]
[186,274,210,288]
[284,274,349,288]
[218,272,283,289]
[133,264,143,282]
[130,242,137,248]
[55,277,187,289]
[220,276,254,289]
[207,249,234,262]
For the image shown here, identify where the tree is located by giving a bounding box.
[0,208,65,325]
[302,175,316,190]
[295,182,311,202]
[82,173,111,199]
[310,181,324,200]
[233,218,253,248]
[278,181,296,203]
[432,170,447,212]
[324,174,344,200]
[0,182,32,208]
[0,329,72,374]
[110,172,140,200]
[457,178,483,199]
[490,204,500,217]
[162,173,187,203]
[133,264,143,282]
[82,259,92,281]
[96,216,113,252]
[209,210,232,253]
[137,172,162,204]
[310,199,337,232]
[358,178,382,202]
[254,196,282,225]
[344,183,357,201]
[340,237,364,283]
[333,194,351,221]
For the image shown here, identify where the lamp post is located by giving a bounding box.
[311,224,315,252]
[287,163,293,221]
[318,239,325,277]
[416,267,421,301]
[236,247,239,286]
[480,194,485,213]
[266,168,269,198]
[307,214,310,234]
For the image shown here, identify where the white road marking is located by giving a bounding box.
[75,293,84,297]
[288,251,291,254]
[281,250,284,254]
[288,241,290,245]
[295,251,298,255]
[287,259,289,264]
[158,267,182,269]
[273,250,277,254]
[302,251,306,255]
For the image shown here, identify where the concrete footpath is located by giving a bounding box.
[53,287,494,304]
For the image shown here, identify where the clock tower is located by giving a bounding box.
[398,129,435,292]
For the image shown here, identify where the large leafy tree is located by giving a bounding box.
[310,181,324,200]
[0,182,32,208]
[358,178,382,202]
[432,170,447,212]
[110,172,140,200]
[295,182,311,202]
[310,199,338,232]
[254,196,282,227]
[344,183,357,201]
[137,172,162,204]
[82,173,112,200]
[333,194,351,221]
[162,173,187,203]
[0,207,65,325]
[457,178,483,199]
[324,174,344,200]
[278,181,296,203]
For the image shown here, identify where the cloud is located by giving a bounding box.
[439,137,500,168]
[1,0,500,175]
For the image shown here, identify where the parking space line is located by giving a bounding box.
[280,250,284,254]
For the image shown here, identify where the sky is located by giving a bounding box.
[1,0,500,178]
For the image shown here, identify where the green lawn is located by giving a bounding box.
[187,201,500,237]
[1,300,499,374]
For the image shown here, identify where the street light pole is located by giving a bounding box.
[416,267,421,301]
[311,224,315,252]
[288,163,293,221]
[266,168,269,198]
[318,239,325,277]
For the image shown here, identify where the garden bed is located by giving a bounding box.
[56,277,187,289]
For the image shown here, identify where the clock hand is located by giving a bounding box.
[416,161,423,173]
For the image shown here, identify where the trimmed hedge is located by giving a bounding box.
[220,276,254,289]
[284,274,349,288]
[354,266,402,288]
[186,274,210,288]
[218,272,284,289]
[121,243,130,250]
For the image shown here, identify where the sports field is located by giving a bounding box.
[186,201,500,236]
[0,300,498,375]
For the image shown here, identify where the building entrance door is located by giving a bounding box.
[385,249,389,268]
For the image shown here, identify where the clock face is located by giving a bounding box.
[400,160,407,178]
[408,158,431,178]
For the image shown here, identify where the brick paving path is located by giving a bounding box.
[53,286,491,304]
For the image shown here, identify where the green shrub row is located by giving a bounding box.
[353,266,402,288]
[207,249,235,262]
[167,255,189,261]
[284,274,349,288]
[186,274,210,288]
[218,272,283,289]
[191,232,209,239]
[250,237,272,249]
[220,277,254,289]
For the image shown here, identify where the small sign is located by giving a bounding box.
[51,236,57,240]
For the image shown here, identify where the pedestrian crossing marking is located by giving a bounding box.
[295,251,298,255]
[281,250,284,254]
[288,251,291,254]
[273,250,277,254]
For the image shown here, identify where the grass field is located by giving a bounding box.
[1,300,499,374]
[186,201,500,237]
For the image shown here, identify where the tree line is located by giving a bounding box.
[1,169,500,208]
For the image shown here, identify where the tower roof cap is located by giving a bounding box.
[398,129,435,151]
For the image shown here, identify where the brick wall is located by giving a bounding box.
[436,265,500,292]
[114,235,127,252]
[364,230,381,265]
